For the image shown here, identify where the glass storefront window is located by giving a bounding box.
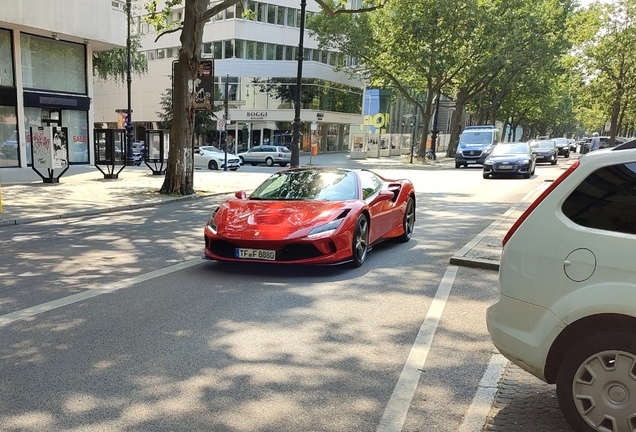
[214,41,222,59]
[0,105,18,167]
[276,6,284,25]
[276,45,283,60]
[226,4,235,19]
[267,4,276,23]
[21,34,86,94]
[24,107,42,165]
[0,29,14,87]
[62,110,88,163]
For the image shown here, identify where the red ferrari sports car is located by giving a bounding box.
[204,167,415,267]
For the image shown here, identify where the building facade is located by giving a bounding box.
[0,0,127,168]
[93,0,364,155]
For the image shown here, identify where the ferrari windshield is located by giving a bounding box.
[250,169,358,201]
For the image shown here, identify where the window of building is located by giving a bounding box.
[320,50,329,64]
[296,10,301,27]
[256,42,265,60]
[214,41,222,59]
[276,6,284,25]
[21,34,86,94]
[246,41,255,59]
[147,50,155,60]
[562,163,636,235]
[236,1,245,18]
[267,4,276,24]
[226,4,235,19]
[0,105,18,167]
[0,29,14,86]
[266,43,275,60]
[235,40,244,59]
[225,40,234,59]
[157,49,165,59]
[304,48,311,61]
[313,49,321,63]
[284,45,294,61]
[247,1,257,19]
[276,45,283,60]
[203,42,212,55]
[329,52,338,66]
[257,3,266,22]
[287,7,295,27]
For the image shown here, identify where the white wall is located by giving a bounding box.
[0,0,126,50]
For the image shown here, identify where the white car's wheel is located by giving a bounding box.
[557,332,636,432]
[208,160,218,170]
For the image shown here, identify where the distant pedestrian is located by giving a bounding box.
[590,132,600,152]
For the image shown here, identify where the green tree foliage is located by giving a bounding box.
[92,2,148,83]
[575,0,636,143]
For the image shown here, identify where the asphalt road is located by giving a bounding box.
[0,156,569,431]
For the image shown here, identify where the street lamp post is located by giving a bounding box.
[429,92,440,160]
[290,0,307,168]
[125,0,135,167]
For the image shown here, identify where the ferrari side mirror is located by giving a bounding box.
[235,190,247,199]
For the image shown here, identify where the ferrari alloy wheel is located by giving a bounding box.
[397,197,415,242]
[557,332,636,432]
[208,160,218,170]
[265,157,274,167]
[351,214,369,267]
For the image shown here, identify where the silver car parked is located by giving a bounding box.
[238,145,291,167]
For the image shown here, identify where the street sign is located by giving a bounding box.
[217,119,226,131]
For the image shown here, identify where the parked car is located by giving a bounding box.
[204,167,415,267]
[455,125,501,168]
[238,145,291,167]
[553,137,570,157]
[195,146,240,170]
[482,142,536,179]
[567,138,576,152]
[487,140,636,432]
[530,139,558,165]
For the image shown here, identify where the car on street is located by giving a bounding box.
[567,138,576,152]
[482,142,536,179]
[455,125,501,168]
[530,140,558,165]
[204,167,416,267]
[487,140,636,432]
[553,137,570,157]
[2,130,18,158]
[195,146,240,170]
[238,145,291,167]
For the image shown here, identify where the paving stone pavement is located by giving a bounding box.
[483,364,573,431]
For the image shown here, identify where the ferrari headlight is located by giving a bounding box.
[207,208,219,234]
[308,219,343,237]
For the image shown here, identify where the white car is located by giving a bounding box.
[195,146,240,170]
[487,141,636,432]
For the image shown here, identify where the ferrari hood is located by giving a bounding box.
[217,199,352,239]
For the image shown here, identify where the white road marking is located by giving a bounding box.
[0,258,206,327]
[457,352,508,432]
[377,266,458,432]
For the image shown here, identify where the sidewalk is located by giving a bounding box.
[0,166,270,227]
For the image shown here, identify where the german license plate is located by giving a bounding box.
[466,160,477,164]
[235,248,276,260]
[499,164,512,169]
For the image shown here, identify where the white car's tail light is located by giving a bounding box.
[502,160,580,247]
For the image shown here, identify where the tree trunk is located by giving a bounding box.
[446,91,467,157]
[417,89,435,159]
[160,0,207,196]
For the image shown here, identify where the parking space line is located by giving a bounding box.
[457,352,508,432]
[377,265,458,432]
[0,258,206,328]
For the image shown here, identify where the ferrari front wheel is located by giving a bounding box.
[397,197,415,242]
[351,214,369,267]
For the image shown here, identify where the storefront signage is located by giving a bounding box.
[247,112,268,119]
